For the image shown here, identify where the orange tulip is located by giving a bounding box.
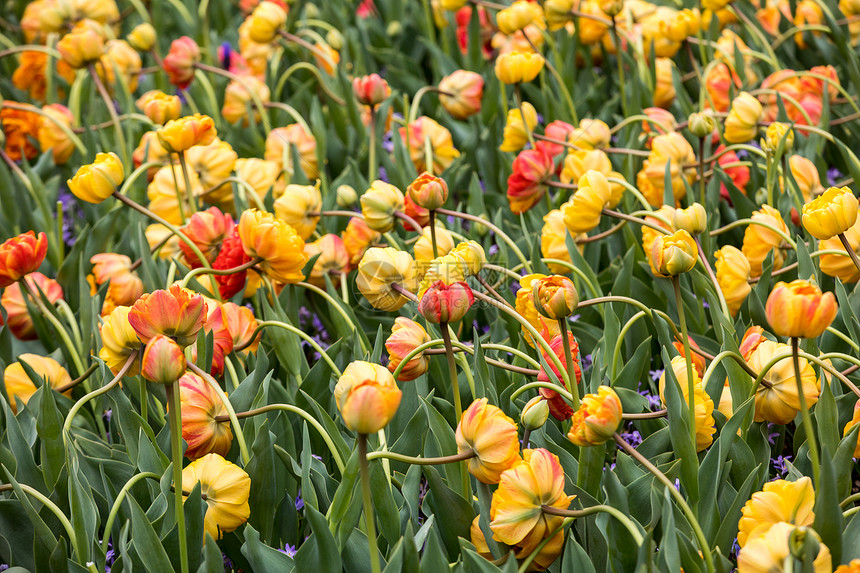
[179,372,233,459]
[0,272,63,340]
[568,386,622,446]
[334,361,402,434]
[765,279,837,339]
[141,335,186,384]
[237,209,308,284]
[127,285,208,347]
[157,114,217,153]
[456,398,521,484]
[0,231,48,288]
[385,317,431,381]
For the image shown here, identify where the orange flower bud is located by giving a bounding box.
[247,0,287,43]
[238,209,307,284]
[128,285,208,347]
[141,334,186,384]
[37,104,76,164]
[407,172,449,211]
[418,280,474,323]
[494,51,544,84]
[127,22,156,51]
[360,180,406,233]
[89,253,144,315]
[438,70,484,120]
[67,151,124,204]
[385,317,431,381]
[724,92,763,143]
[490,449,575,551]
[742,205,789,277]
[56,26,104,68]
[136,90,182,125]
[334,361,402,434]
[352,73,390,106]
[766,279,837,339]
[561,170,612,234]
[1,273,62,340]
[0,231,48,288]
[163,36,200,89]
[801,186,859,240]
[650,229,698,276]
[456,398,521,483]
[532,275,578,320]
[179,372,233,459]
[222,302,260,354]
[156,114,217,153]
[4,354,71,414]
[737,477,815,547]
[568,385,622,446]
[787,155,824,203]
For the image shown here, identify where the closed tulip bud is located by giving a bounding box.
[600,0,623,16]
[157,114,217,153]
[141,335,186,384]
[247,0,287,43]
[238,209,308,284]
[496,1,545,34]
[562,170,611,234]
[568,386,622,446]
[67,152,124,204]
[181,454,250,540]
[494,51,545,85]
[163,36,200,89]
[407,172,448,211]
[418,280,475,323]
[715,246,752,316]
[650,229,698,276]
[352,73,390,106]
[438,70,484,120]
[762,122,794,154]
[222,74,271,126]
[673,203,708,235]
[532,275,579,319]
[127,23,156,51]
[356,247,416,311]
[136,90,182,125]
[521,396,549,430]
[57,27,104,68]
[326,29,344,50]
[765,279,837,339]
[571,118,611,151]
[336,184,358,207]
[450,241,486,275]
[724,92,763,143]
[688,111,716,138]
[801,186,859,240]
[456,398,521,483]
[360,180,406,233]
[0,231,48,288]
[335,361,402,434]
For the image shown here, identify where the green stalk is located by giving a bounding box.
[368,106,377,182]
[441,322,471,498]
[792,337,820,486]
[429,210,439,259]
[177,151,200,213]
[167,382,189,573]
[358,434,381,573]
[557,318,581,409]
[672,276,698,454]
[838,233,860,276]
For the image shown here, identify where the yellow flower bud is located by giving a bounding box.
[496,1,545,35]
[494,51,545,85]
[765,279,838,339]
[156,114,217,153]
[355,247,416,311]
[561,170,611,234]
[56,26,104,68]
[688,111,716,138]
[650,229,698,276]
[335,361,402,434]
[532,275,579,319]
[724,92,763,143]
[673,202,707,235]
[67,152,124,204]
[136,90,182,125]
[521,396,549,430]
[500,102,538,152]
[127,22,156,51]
[336,184,358,207]
[247,0,287,44]
[801,186,859,240]
[762,122,795,154]
[568,386,623,446]
[360,180,406,233]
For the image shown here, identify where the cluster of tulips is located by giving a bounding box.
[2,0,860,571]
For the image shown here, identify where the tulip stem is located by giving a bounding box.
[56,362,99,393]
[838,233,860,276]
[694,237,731,319]
[87,63,130,170]
[435,209,532,273]
[187,362,251,464]
[365,449,476,464]
[613,433,715,573]
[0,482,78,559]
[357,434,381,573]
[557,318,581,410]
[541,504,644,546]
[393,210,425,234]
[510,381,576,405]
[792,337,821,486]
[429,210,439,259]
[18,278,86,377]
[672,276,699,455]
[166,382,189,573]
[177,151,200,213]
[368,105,377,182]
[100,472,161,557]
[441,322,471,498]
[178,257,263,289]
[698,136,706,206]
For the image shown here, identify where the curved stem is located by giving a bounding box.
[541,504,643,546]
[256,320,341,375]
[87,63,130,169]
[100,472,160,552]
[393,210,424,234]
[558,318,581,409]
[613,433,715,573]
[510,381,575,404]
[56,362,99,393]
[838,233,860,276]
[296,282,366,351]
[0,483,78,556]
[1,101,87,155]
[611,311,646,378]
[358,434,381,573]
[623,409,668,420]
[216,404,345,474]
[440,322,470,497]
[167,382,189,573]
[179,257,262,288]
[193,63,272,132]
[186,362,250,464]
[673,276,698,452]
[603,209,670,235]
[365,449,475,464]
[368,105,377,182]
[19,279,85,376]
[436,208,531,273]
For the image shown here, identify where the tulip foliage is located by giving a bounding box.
[4,0,860,572]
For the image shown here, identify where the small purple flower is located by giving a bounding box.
[222,554,233,569]
[827,166,844,187]
[278,544,298,558]
[378,166,389,182]
[219,42,233,70]
[295,495,304,511]
[702,301,709,309]
[620,429,643,448]
[580,354,593,372]
[772,455,792,477]
[649,369,664,382]
[488,244,499,257]
[674,479,681,491]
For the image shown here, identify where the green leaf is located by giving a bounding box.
[419,525,450,573]
[246,419,277,541]
[128,496,173,573]
[422,465,475,561]
[813,443,843,564]
[370,458,400,545]
[241,524,295,572]
[659,348,699,503]
[561,530,597,573]
[293,506,341,573]
[659,489,681,572]
[68,457,99,563]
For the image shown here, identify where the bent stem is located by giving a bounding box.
[358,434,381,573]
[366,449,475,464]
[613,433,714,573]
[441,321,471,498]
[541,504,643,546]
[557,318,581,409]
[0,482,78,558]
[167,381,189,573]
[838,233,860,276]
[87,63,130,168]
[792,337,820,486]
[672,276,698,454]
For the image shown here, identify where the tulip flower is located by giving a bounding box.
[398,116,460,173]
[156,114,217,153]
[407,172,448,211]
[650,229,698,277]
[221,74,271,126]
[355,247,416,311]
[352,73,390,106]
[181,453,251,540]
[418,280,475,324]
[562,170,612,234]
[334,361,402,434]
[455,398,521,484]
[801,186,859,241]
[56,26,104,68]
[360,180,406,233]
[500,102,538,152]
[507,148,554,215]
[273,183,322,241]
[136,90,182,125]
[765,279,838,339]
[673,203,708,235]
[537,331,581,421]
[37,104,76,164]
[127,22,156,51]
[128,285,208,347]
[247,0,287,43]
[237,209,308,284]
[385,317,431,381]
[343,217,381,266]
[141,335,186,384]
[179,372,233,459]
[438,70,484,120]
[67,152,124,204]
[715,246,752,316]
[4,354,71,414]
[494,51,545,84]
[1,273,63,340]
[303,234,349,287]
[738,523,831,572]
[746,340,819,424]
[737,477,815,547]
[0,231,48,288]
[264,124,319,179]
[559,149,625,208]
[568,386,623,447]
[163,36,200,89]
[659,356,716,451]
[724,92,763,143]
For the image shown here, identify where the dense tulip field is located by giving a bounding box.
[2,0,860,571]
